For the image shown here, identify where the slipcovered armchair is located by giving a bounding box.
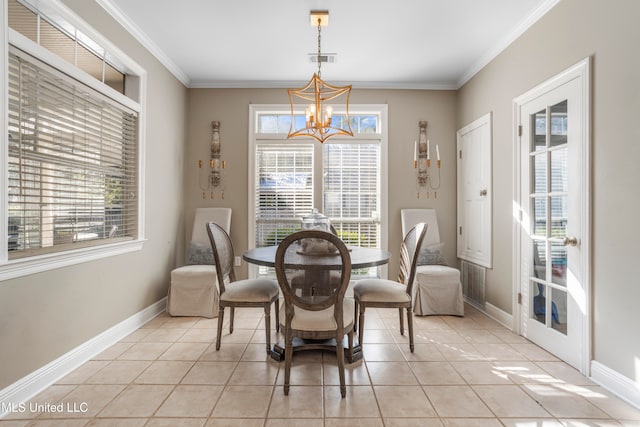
[401,209,464,316]
[167,208,231,318]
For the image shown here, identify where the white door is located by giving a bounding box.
[515,59,590,372]
[457,113,492,268]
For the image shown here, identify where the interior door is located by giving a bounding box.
[516,59,590,372]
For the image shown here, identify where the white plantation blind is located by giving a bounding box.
[7,48,138,259]
[255,143,313,246]
[323,142,381,248]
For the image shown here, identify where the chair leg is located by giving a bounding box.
[398,308,405,335]
[275,299,280,333]
[347,328,354,362]
[353,299,358,331]
[284,328,293,396]
[336,331,346,398]
[264,303,271,355]
[215,306,225,351]
[229,307,235,334]
[358,304,366,347]
[406,307,415,353]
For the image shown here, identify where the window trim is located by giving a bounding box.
[248,104,389,278]
[1,0,147,281]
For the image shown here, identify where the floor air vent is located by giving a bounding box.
[461,260,486,308]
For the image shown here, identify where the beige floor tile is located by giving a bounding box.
[26,420,89,426]
[361,329,395,344]
[56,361,110,385]
[325,418,384,427]
[559,420,627,427]
[409,361,465,385]
[459,329,505,344]
[117,342,172,360]
[268,385,323,418]
[155,385,223,417]
[162,317,201,329]
[85,361,151,384]
[205,419,264,427]
[450,361,513,385]
[84,419,148,427]
[97,384,173,417]
[39,384,125,418]
[178,328,218,343]
[323,360,372,386]
[434,343,486,361]
[201,343,247,362]
[523,384,611,418]
[400,344,446,362]
[362,343,406,361]
[413,316,453,331]
[489,329,530,344]
[492,361,561,384]
[119,328,153,343]
[91,342,134,361]
[499,420,565,427]
[578,386,640,420]
[181,361,236,385]
[266,419,324,427]
[472,384,552,418]
[442,419,504,427]
[239,343,272,362]
[210,385,273,418]
[229,361,279,385]
[324,385,380,418]
[134,360,194,384]
[423,385,493,417]
[1,385,77,420]
[145,419,206,427]
[473,343,528,361]
[536,361,597,385]
[141,327,189,343]
[158,342,208,361]
[276,360,322,386]
[374,385,437,418]
[366,361,418,385]
[510,342,560,361]
[419,330,468,344]
[384,419,444,427]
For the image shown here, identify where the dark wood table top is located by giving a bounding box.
[243,245,391,270]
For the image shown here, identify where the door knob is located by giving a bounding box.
[561,236,578,247]
[480,189,488,196]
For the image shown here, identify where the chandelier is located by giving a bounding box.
[287,11,353,143]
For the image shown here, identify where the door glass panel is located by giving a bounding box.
[531,281,546,324]
[551,196,567,236]
[532,240,546,280]
[532,109,546,151]
[551,148,568,192]
[551,243,567,286]
[551,287,567,335]
[532,197,547,236]
[532,153,547,194]
[550,100,568,147]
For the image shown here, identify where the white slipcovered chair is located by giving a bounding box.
[401,209,464,316]
[167,208,232,318]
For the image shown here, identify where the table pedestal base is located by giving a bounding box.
[269,336,363,363]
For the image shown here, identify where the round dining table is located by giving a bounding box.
[242,244,392,363]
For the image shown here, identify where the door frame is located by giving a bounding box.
[511,57,591,374]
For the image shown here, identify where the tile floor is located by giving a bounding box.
[2,303,640,426]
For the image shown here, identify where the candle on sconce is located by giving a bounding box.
[427,139,430,160]
[413,141,417,167]
[436,144,440,161]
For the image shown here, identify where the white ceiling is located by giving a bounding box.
[100,0,557,90]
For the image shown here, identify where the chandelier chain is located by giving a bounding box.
[317,18,322,77]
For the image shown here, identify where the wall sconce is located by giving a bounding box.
[199,121,227,199]
[413,120,440,199]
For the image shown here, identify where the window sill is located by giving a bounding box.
[0,239,145,282]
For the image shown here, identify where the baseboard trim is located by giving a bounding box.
[590,360,640,410]
[482,301,513,329]
[0,297,167,417]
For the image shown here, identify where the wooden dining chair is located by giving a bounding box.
[275,229,354,398]
[353,222,429,353]
[206,222,280,354]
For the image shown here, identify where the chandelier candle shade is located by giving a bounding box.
[287,11,353,143]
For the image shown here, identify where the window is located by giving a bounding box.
[249,105,388,278]
[2,0,145,279]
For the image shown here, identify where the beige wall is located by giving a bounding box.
[184,89,457,280]
[457,0,640,380]
[0,0,188,388]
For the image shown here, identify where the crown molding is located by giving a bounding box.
[456,0,560,88]
[189,80,458,91]
[96,0,191,87]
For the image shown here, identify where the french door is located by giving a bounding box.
[515,59,590,372]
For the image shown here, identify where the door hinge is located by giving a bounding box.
[518,125,523,137]
[459,150,462,159]
[459,226,462,235]
[518,292,522,304]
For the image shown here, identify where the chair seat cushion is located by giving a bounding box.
[415,265,460,282]
[282,298,355,331]
[220,278,279,303]
[353,279,410,303]
[171,264,216,279]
